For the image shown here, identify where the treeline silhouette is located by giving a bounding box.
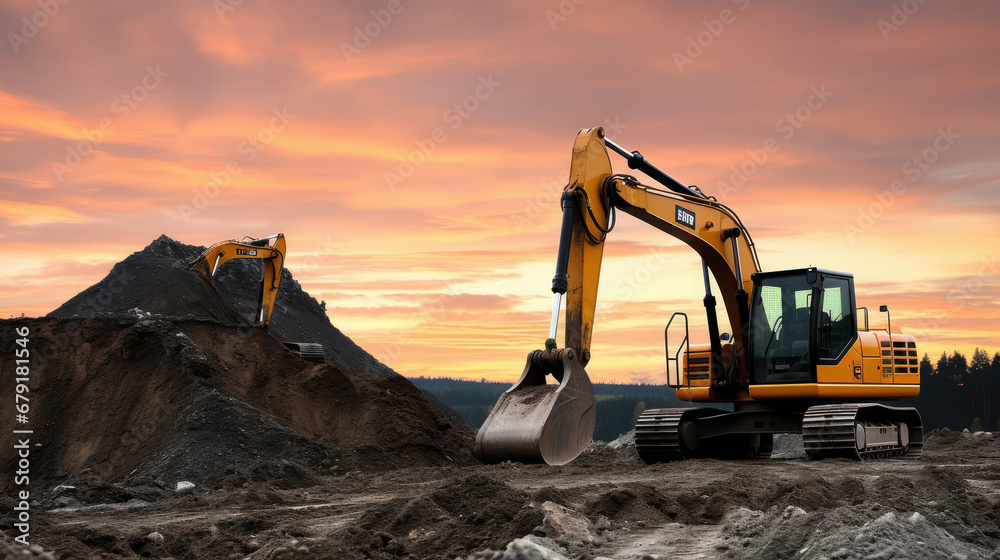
[909,348,1000,433]
[412,347,1000,442]
[409,377,701,442]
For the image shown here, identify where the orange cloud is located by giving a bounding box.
[1,1,998,384]
[0,200,90,225]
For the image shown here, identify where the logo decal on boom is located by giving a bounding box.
[675,206,696,230]
[236,249,258,256]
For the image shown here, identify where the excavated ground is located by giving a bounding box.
[1,432,999,559]
[2,236,999,558]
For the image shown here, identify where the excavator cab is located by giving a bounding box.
[749,268,857,384]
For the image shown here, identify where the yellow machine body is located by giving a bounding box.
[678,329,920,402]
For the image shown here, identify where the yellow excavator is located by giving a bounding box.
[476,127,921,465]
[188,233,324,362]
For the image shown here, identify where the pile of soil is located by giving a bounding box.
[49,234,396,378]
[2,235,475,494]
[327,473,544,558]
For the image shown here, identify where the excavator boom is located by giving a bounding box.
[560,128,761,393]
[188,234,286,326]
[479,127,758,464]
[187,233,325,363]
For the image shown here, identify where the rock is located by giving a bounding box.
[782,505,806,518]
[609,430,635,449]
[502,537,569,560]
[540,501,596,544]
[770,433,806,459]
[53,496,79,508]
[175,481,195,492]
[147,532,165,542]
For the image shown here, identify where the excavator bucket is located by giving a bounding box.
[476,346,596,465]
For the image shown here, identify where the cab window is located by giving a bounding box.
[818,277,854,359]
[751,275,813,382]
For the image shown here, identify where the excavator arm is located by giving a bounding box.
[187,233,286,326]
[477,127,761,465]
[559,127,760,391]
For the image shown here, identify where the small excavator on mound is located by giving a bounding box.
[188,233,324,363]
[476,127,922,465]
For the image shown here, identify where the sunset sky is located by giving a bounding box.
[2,1,998,383]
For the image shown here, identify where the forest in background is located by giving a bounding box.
[410,347,1000,442]
[910,348,1000,433]
[409,378,706,443]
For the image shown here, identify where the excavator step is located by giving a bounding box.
[802,403,922,460]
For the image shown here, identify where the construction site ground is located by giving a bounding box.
[3,432,999,559]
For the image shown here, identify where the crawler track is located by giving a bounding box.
[634,407,690,463]
[636,403,921,463]
[635,408,775,463]
[802,403,922,460]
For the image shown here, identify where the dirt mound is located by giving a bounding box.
[326,473,542,559]
[49,234,396,378]
[574,440,642,469]
[719,506,997,559]
[924,428,1000,461]
[48,235,243,325]
[4,273,475,492]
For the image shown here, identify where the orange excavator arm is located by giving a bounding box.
[187,233,286,326]
[558,126,760,391]
[477,127,761,465]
